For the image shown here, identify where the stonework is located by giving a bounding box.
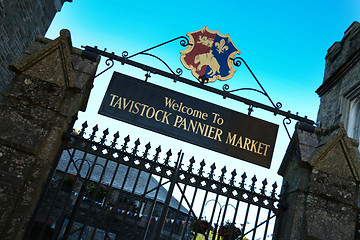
[0,30,99,240]
[277,124,360,239]
[277,21,360,240]
[316,21,360,129]
[0,0,71,97]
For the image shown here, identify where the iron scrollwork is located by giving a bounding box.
[222,57,283,115]
[94,36,188,80]
[94,58,114,78]
[122,36,188,81]
[122,51,129,58]
[125,36,189,59]
[283,117,292,139]
[138,53,184,79]
[84,35,315,134]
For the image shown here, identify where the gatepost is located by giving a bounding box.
[276,123,360,239]
[0,29,99,240]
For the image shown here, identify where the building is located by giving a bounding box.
[276,21,360,239]
[27,138,189,240]
[0,0,70,97]
[316,21,360,145]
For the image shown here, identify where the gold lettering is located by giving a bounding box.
[257,143,264,155]
[196,121,206,135]
[188,118,197,133]
[162,111,172,125]
[202,112,208,120]
[235,136,243,148]
[155,110,163,122]
[192,109,202,119]
[213,128,223,142]
[146,107,156,119]
[206,126,216,139]
[173,102,179,111]
[262,143,270,156]
[178,102,183,112]
[225,131,271,156]
[128,100,134,112]
[250,140,259,153]
[177,117,187,129]
[225,132,237,146]
[139,104,149,116]
[132,102,140,114]
[109,94,118,106]
[173,115,183,127]
[244,138,251,151]
[164,97,175,108]
[109,96,173,127]
[203,124,209,136]
[181,106,187,114]
[186,107,193,115]
[165,97,208,120]
[113,97,122,109]
[212,112,220,123]
[122,98,132,110]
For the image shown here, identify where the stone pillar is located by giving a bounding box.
[0,29,99,240]
[276,123,360,239]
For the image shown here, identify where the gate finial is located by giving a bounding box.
[111,131,119,148]
[230,169,237,186]
[208,163,216,179]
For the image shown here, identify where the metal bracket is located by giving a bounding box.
[83,36,315,140]
[94,58,114,78]
[123,36,189,59]
[223,57,282,112]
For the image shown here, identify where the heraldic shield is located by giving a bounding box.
[180,26,241,83]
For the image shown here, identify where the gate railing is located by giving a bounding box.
[23,121,282,240]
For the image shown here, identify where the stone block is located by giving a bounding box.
[0,145,39,239]
[0,106,48,154]
[0,183,16,237]
[58,88,85,117]
[71,53,99,75]
[6,74,65,110]
[0,97,56,129]
[306,194,356,239]
[308,169,357,207]
[0,145,36,184]
[23,47,68,87]
[37,115,69,164]
[71,70,92,92]
[1,156,51,240]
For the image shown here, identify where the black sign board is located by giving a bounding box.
[99,72,278,168]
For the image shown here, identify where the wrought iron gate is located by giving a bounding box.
[23,121,282,240]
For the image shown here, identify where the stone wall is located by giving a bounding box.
[276,123,360,239]
[0,0,71,97]
[316,21,360,129]
[0,29,99,240]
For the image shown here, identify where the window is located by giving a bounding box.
[347,98,360,141]
[354,104,360,140]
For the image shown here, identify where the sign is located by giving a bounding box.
[99,72,278,168]
[180,26,240,83]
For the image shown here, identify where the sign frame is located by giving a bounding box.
[99,72,279,168]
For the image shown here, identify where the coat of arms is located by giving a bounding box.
[180,26,240,83]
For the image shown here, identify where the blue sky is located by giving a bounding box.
[46,1,359,188]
